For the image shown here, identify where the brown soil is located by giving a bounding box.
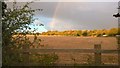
[28,35,117,49]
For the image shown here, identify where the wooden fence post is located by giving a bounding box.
[94,44,101,65]
[117,36,120,67]
[118,44,120,66]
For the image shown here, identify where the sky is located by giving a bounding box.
[6,1,119,33]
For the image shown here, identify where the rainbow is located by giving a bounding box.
[49,2,60,31]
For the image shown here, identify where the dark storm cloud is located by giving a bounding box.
[6,2,58,18]
[6,2,118,30]
[30,2,58,18]
[32,2,118,30]
[47,2,118,30]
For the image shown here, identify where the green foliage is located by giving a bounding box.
[2,2,59,66]
[3,51,58,66]
[2,2,40,47]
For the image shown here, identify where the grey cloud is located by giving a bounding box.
[48,2,118,30]
[7,2,118,30]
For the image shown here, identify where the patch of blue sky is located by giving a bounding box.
[28,16,53,33]
[29,25,48,33]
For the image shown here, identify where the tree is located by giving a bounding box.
[2,1,41,65]
[82,30,88,36]
[2,2,59,65]
[108,28,118,36]
[2,2,41,47]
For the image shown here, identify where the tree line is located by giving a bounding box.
[40,28,119,37]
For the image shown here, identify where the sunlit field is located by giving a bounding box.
[25,35,118,65]
[26,35,117,49]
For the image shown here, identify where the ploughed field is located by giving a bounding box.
[27,35,118,65]
[28,35,118,49]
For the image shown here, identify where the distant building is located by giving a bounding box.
[102,35,108,37]
[116,35,120,37]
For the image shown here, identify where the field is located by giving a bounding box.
[27,35,118,49]
[26,35,118,65]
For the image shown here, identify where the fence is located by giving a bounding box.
[14,44,120,66]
